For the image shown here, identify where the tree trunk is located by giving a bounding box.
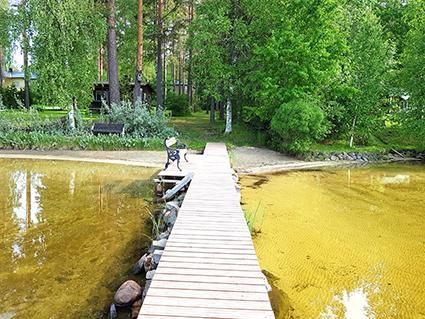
[0,47,4,87]
[349,115,357,148]
[209,97,215,124]
[98,46,105,82]
[187,0,194,110]
[219,101,224,120]
[225,98,232,133]
[133,0,144,105]
[156,0,164,114]
[107,0,120,105]
[22,0,30,109]
[178,51,182,95]
[163,49,166,99]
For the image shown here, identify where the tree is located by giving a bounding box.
[21,0,30,108]
[400,0,425,142]
[107,0,121,104]
[187,0,194,109]
[28,0,106,107]
[189,0,233,125]
[346,4,392,146]
[0,0,10,87]
[156,0,164,114]
[133,0,144,104]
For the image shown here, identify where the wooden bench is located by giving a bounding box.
[91,123,125,136]
[164,137,188,171]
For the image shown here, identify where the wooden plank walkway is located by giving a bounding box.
[139,143,275,319]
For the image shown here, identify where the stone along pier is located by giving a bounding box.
[138,143,275,319]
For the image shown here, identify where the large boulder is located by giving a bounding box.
[114,280,142,307]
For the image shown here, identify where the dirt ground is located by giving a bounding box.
[0,147,340,174]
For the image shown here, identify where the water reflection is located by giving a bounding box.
[10,171,45,231]
[0,159,155,318]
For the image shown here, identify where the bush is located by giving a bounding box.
[104,100,176,138]
[165,92,190,116]
[271,99,325,154]
[0,85,25,109]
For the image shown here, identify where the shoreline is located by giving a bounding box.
[236,158,422,175]
[0,149,422,175]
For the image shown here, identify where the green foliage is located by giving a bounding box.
[165,92,190,116]
[104,100,176,138]
[271,100,325,154]
[400,0,425,143]
[0,130,164,151]
[188,0,233,101]
[27,0,106,108]
[0,86,25,109]
[344,4,393,144]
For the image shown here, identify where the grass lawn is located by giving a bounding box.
[311,125,422,154]
[170,112,265,151]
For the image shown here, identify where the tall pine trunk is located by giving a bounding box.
[209,97,215,124]
[219,101,224,120]
[107,0,120,105]
[187,0,194,110]
[133,0,144,105]
[156,0,164,114]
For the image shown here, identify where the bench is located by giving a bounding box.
[164,137,188,171]
[91,123,125,136]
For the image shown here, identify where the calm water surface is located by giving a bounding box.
[0,159,156,318]
[241,163,425,319]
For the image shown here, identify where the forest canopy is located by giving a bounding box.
[0,0,423,152]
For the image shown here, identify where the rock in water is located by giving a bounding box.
[165,201,180,213]
[163,210,177,227]
[146,270,156,280]
[132,254,147,275]
[142,280,152,301]
[131,299,143,319]
[152,238,167,250]
[108,303,117,319]
[144,254,154,272]
[153,250,163,264]
[114,280,142,307]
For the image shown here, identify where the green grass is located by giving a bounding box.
[170,112,265,151]
[0,110,263,151]
[311,126,423,154]
[0,109,99,121]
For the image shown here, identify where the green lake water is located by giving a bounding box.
[241,163,425,319]
[0,159,156,318]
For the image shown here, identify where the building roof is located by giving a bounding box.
[2,71,37,80]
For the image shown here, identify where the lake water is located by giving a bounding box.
[241,163,425,319]
[0,159,156,318]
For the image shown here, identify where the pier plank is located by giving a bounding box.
[138,143,274,319]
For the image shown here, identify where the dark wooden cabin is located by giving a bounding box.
[90,82,154,113]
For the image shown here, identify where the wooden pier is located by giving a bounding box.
[139,143,275,319]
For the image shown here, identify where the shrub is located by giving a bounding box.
[0,85,25,109]
[104,100,176,138]
[165,92,190,116]
[271,99,325,154]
